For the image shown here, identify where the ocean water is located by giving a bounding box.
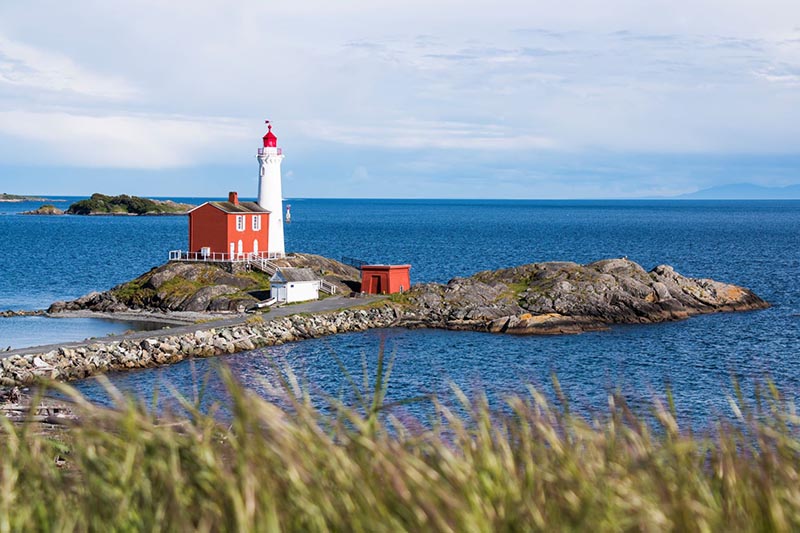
[2,197,799,423]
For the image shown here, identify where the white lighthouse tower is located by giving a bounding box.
[257,120,285,256]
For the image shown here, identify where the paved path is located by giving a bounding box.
[2,295,385,359]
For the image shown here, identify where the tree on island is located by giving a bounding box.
[66,193,193,215]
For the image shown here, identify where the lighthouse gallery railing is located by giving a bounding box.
[169,250,284,263]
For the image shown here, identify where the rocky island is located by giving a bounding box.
[21,204,65,215]
[51,255,767,333]
[1,193,58,202]
[0,256,768,386]
[65,193,194,215]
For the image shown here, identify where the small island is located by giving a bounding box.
[0,193,60,202]
[49,255,768,335]
[65,193,194,215]
[21,204,65,216]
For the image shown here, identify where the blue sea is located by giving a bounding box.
[1,197,799,424]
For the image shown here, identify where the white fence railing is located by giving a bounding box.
[247,257,280,275]
[319,280,338,295]
[169,250,284,263]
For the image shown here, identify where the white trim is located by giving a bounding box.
[188,201,270,215]
[187,201,213,214]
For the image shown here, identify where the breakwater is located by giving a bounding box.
[0,305,401,387]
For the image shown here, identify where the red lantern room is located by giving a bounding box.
[263,123,278,148]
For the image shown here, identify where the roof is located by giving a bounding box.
[189,201,270,214]
[271,268,320,283]
[263,124,278,147]
[361,264,412,270]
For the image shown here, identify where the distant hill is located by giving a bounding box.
[676,183,800,200]
[0,193,58,202]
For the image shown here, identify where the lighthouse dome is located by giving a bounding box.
[263,124,278,148]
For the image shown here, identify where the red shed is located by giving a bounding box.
[187,192,270,260]
[361,265,411,295]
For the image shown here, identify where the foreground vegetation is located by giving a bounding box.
[3,366,800,531]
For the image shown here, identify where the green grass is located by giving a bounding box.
[155,276,201,300]
[240,270,272,289]
[4,367,800,531]
[111,280,156,308]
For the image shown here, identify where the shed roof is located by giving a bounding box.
[271,268,319,283]
[189,201,270,214]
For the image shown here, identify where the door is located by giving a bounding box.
[253,239,259,255]
[229,242,235,260]
[371,275,382,294]
[237,240,243,258]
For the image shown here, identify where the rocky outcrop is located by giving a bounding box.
[397,258,769,334]
[49,257,768,330]
[0,310,45,318]
[48,254,363,315]
[49,262,267,314]
[270,253,362,293]
[21,204,65,215]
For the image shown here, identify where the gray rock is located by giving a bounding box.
[182,285,240,312]
[397,258,769,335]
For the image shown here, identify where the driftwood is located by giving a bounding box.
[1,403,77,424]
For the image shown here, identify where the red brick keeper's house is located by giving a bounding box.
[187,192,271,260]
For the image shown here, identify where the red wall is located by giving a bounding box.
[224,210,269,256]
[361,265,411,294]
[189,204,270,257]
[189,204,229,254]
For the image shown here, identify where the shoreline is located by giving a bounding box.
[46,309,230,325]
[0,257,770,388]
[1,308,218,325]
[0,294,769,388]
[0,296,395,387]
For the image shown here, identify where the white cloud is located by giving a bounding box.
[0,0,799,195]
[753,68,800,86]
[0,111,250,168]
[0,34,137,100]
[299,120,556,151]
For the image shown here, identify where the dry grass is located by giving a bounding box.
[2,360,800,531]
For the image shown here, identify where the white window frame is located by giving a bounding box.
[252,215,261,231]
[236,215,245,232]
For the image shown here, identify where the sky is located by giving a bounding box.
[0,0,799,199]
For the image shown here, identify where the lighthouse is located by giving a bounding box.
[257,121,285,256]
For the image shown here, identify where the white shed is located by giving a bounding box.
[270,268,321,303]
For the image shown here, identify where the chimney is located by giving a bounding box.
[228,191,239,205]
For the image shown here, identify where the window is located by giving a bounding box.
[236,215,245,231]
[252,215,261,231]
